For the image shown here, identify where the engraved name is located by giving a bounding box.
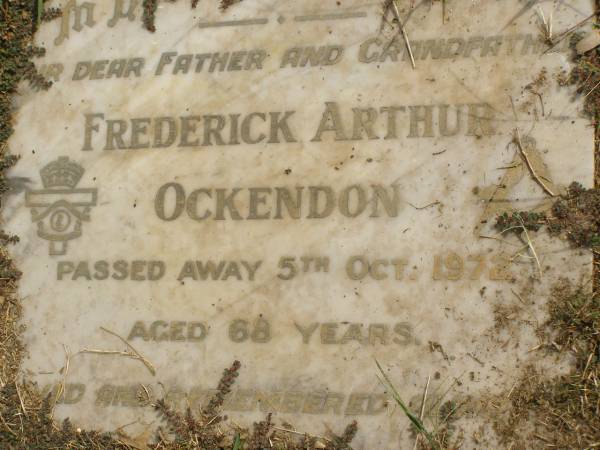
[81,102,495,151]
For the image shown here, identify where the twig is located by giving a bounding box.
[115,420,139,432]
[514,128,556,197]
[15,382,27,417]
[534,433,552,443]
[511,289,527,305]
[582,79,600,101]
[413,375,431,450]
[53,345,71,418]
[408,201,440,210]
[442,0,445,24]
[479,234,521,247]
[467,352,484,366]
[536,7,553,43]
[506,381,518,399]
[544,12,597,54]
[528,344,542,352]
[510,243,536,262]
[509,95,519,121]
[497,163,522,170]
[139,384,151,404]
[205,415,220,426]
[100,327,156,375]
[531,91,545,117]
[425,370,467,420]
[273,426,331,443]
[500,225,531,236]
[157,429,168,444]
[0,412,17,437]
[77,348,153,371]
[390,0,416,69]
[419,376,430,421]
[517,215,543,280]
[79,348,136,357]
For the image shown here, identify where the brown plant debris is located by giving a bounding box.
[384,0,416,69]
[548,182,600,249]
[247,413,273,449]
[152,360,359,449]
[220,0,243,11]
[142,0,158,32]
[99,326,156,375]
[429,341,450,362]
[557,24,600,188]
[544,283,599,360]
[566,31,600,121]
[495,182,600,250]
[492,303,523,330]
[493,283,599,449]
[0,0,55,421]
[203,359,241,416]
[1,0,53,146]
[332,420,358,449]
[41,7,62,22]
[0,386,129,449]
[154,397,228,448]
[143,1,226,32]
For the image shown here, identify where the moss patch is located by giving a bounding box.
[549,182,600,249]
[495,210,547,234]
[495,183,600,251]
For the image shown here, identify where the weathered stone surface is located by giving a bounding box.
[3,0,595,447]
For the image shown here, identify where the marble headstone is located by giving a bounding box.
[4,0,595,447]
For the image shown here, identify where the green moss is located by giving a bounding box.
[495,211,547,233]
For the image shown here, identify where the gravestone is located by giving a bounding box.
[3,0,595,447]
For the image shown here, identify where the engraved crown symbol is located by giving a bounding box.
[26,156,97,256]
[39,156,85,189]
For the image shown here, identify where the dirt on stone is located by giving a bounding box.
[559,24,600,188]
[491,283,599,449]
[489,16,600,449]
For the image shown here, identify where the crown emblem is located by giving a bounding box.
[39,156,85,189]
[26,156,97,256]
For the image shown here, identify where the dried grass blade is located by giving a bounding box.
[375,359,437,449]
